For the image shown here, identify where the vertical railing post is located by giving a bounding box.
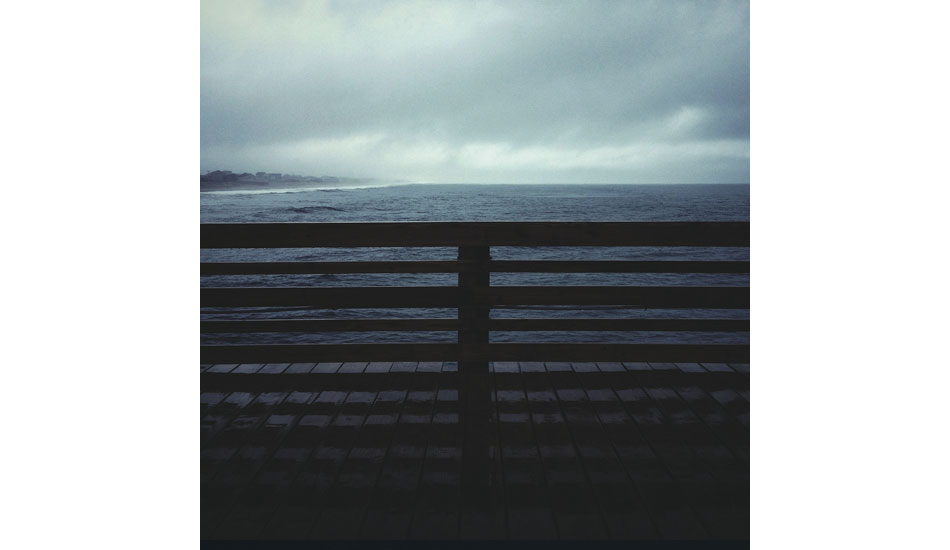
[458,245,490,362]
[458,245,492,504]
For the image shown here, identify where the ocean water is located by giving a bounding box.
[201,183,749,345]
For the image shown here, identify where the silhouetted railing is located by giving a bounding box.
[200,221,749,364]
[201,221,749,501]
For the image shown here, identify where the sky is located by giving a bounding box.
[201,0,749,184]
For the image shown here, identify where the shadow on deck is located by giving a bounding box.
[201,360,749,541]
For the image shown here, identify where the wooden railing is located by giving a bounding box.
[200,221,749,365]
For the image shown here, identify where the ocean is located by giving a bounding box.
[201,183,749,346]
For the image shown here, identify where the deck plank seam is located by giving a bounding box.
[405,359,452,539]
[625,368,743,538]
[546,363,615,537]
[598,370,712,538]
[353,361,420,539]
[309,359,398,538]
[517,362,562,539]
[204,390,297,537]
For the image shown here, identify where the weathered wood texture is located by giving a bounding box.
[201,361,749,540]
[201,285,749,308]
[457,246,492,502]
[202,221,750,248]
[201,260,750,275]
[200,343,750,364]
[201,319,461,333]
[201,318,749,333]
[200,370,749,393]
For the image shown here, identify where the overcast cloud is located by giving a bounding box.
[201,0,749,183]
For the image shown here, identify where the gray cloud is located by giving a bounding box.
[201,0,749,183]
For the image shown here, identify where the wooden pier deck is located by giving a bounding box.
[201,360,749,541]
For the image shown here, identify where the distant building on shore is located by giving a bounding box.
[202,170,238,182]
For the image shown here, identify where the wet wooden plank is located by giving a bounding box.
[202,341,749,365]
[647,362,680,371]
[545,362,572,372]
[256,389,349,539]
[231,363,266,374]
[258,363,291,374]
[337,361,368,374]
[350,379,416,539]
[390,361,419,373]
[203,370,746,394]
[674,386,750,462]
[207,363,240,374]
[283,362,317,374]
[571,362,600,373]
[599,370,709,539]
[543,366,613,540]
[492,361,520,373]
[495,369,557,539]
[202,391,291,538]
[623,362,653,371]
[519,367,592,539]
[699,362,735,373]
[408,369,461,539]
[359,365,427,539]
[211,392,316,538]
[627,370,746,539]
[416,361,443,373]
[518,361,545,373]
[364,361,394,374]
[595,362,626,372]
[310,362,343,374]
[201,391,257,444]
[309,368,391,539]
[729,363,750,374]
[201,391,228,413]
[578,380,660,539]
[206,391,287,447]
[709,388,750,428]
[201,352,750,541]
[675,362,707,373]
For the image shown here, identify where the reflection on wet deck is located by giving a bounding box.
[201,361,749,541]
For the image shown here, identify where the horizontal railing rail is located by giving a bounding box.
[200,260,750,275]
[200,221,749,364]
[200,318,750,333]
[201,221,750,247]
[200,285,749,308]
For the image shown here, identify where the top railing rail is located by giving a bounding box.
[200,221,750,248]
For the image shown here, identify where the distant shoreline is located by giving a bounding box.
[199,180,372,192]
[200,181,752,192]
